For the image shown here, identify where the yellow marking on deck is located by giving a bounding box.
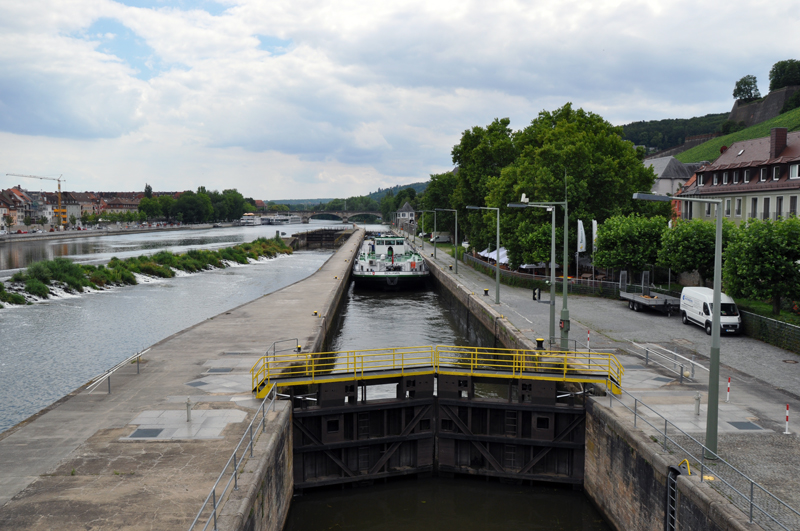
[251,345,624,398]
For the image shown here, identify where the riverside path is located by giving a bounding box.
[0,228,364,529]
[407,227,800,530]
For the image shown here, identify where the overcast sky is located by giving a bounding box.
[0,0,795,200]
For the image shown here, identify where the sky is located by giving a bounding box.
[1,0,797,200]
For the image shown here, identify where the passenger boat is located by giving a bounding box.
[262,214,302,225]
[352,235,429,288]
[237,213,260,226]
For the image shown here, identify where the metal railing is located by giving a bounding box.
[625,340,707,382]
[250,345,624,392]
[605,389,800,531]
[250,339,300,397]
[86,348,149,394]
[189,384,278,531]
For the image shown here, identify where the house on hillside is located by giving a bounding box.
[646,156,707,195]
[677,127,800,223]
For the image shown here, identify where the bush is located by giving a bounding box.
[25,278,50,298]
[26,262,52,283]
[0,290,27,305]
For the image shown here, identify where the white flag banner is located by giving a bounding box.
[577,220,587,252]
[592,219,598,252]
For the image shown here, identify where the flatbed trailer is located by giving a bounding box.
[619,290,679,316]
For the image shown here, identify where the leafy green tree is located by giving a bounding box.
[80,211,89,226]
[174,191,213,223]
[593,214,668,274]
[157,195,176,220]
[144,183,153,199]
[38,216,48,228]
[658,219,737,286]
[23,216,32,229]
[69,214,77,227]
[3,215,14,229]
[138,197,162,220]
[769,59,800,91]
[485,103,667,268]
[420,171,458,233]
[733,75,761,100]
[723,218,800,314]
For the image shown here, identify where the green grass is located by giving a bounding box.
[736,298,800,327]
[676,106,800,163]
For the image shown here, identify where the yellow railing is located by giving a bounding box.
[250,345,624,398]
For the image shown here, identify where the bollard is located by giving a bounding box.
[726,377,730,403]
[535,338,545,350]
[694,392,701,416]
[484,288,489,296]
[785,404,791,435]
[186,397,192,422]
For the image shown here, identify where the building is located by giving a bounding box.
[677,128,800,224]
[104,197,141,214]
[646,156,707,196]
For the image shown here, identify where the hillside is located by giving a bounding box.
[366,181,428,201]
[621,113,729,152]
[675,106,800,163]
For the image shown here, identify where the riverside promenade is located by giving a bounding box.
[0,228,364,530]
[411,229,800,531]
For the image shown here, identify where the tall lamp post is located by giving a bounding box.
[435,208,458,274]
[633,192,722,458]
[509,198,569,349]
[508,202,558,342]
[466,206,500,304]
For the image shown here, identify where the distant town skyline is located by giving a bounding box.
[1,0,796,199]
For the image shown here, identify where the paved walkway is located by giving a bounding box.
[409,230,800,530]
[0,229,364,529]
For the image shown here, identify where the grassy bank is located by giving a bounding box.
[1,236,292,305]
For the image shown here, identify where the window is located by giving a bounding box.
[774,167,781,181]
[725,199,731,216]
[791,165,800,179]
[751,197,758,218]
[713,173,719,185]
[536,417,550,430]
[733,171,739,184]
[735,198,742,216]
[744,169,751,183]
[723,172,729,184]
[777,196,784,219]
[763,197,771,220]
[761,168,768,182]
[683,201,693,220]
[698,174,705,186]
[705,202,711,216]
[791,196,798,216]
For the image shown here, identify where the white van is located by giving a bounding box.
[429,232,451,243]
[679,287,741,335]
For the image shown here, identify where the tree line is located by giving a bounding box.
[593,214,800,315]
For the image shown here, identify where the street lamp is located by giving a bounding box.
[435,208,458,274]
[633,192,722,458]
[466,206,500,304]
[509,198,570,350]
[508,202,557,342]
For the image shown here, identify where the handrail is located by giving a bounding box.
[86,348,149,394]
[606,388,800,531]
[250,339,300,396]
[189,384,278,531]
[626,340,707,382]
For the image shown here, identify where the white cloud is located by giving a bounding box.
[2,0,800,198]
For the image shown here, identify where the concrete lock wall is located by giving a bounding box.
[584,401,759,531]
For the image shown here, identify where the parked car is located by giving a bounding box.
[680,287,741,335]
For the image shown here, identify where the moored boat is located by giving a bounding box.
[352,234,429,288]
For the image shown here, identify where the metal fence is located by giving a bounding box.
[604,389,800,531]
[189,385,278,531]
[624,340,707,382]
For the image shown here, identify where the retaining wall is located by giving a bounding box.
[585,400,760,531]
[217,402,293,531]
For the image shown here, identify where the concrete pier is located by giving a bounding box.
[0,228,364,530]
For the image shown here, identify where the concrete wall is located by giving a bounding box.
[584,400,760,531]
[218,401,293,531]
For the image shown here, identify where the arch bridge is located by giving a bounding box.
[265,211,381,223]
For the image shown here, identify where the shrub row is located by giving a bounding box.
[2,236,292,300]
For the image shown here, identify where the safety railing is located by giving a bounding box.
[605,388,800,531]
[436,346,624,391]
[625,340,708,382]
[86,348,149,394]
[250,338,300,397]
[189,384,278,531]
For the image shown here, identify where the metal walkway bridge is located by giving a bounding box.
[251,345,623,399]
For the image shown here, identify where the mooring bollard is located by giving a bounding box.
[484,288,489,296]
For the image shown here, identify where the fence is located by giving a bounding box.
[189,385,278,531]
[605,389,800,531]
[741,310,800,354]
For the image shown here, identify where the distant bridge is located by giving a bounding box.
[264,210,381,224]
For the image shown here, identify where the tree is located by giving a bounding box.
[138,197,162,220]
[732,75,761,101]
[723,218,800,315]
[658,219,737,286]
[593,214,668,274]
[485,103,667,268]
[69,214,77,227]
[144,183,153,199]
[420,171,457,233]
[38,216,48,228]
[769,59,800,92]
[80,211,89,226]
[23,216,32,229]
[3,215,13,229]
[157,195,176,221]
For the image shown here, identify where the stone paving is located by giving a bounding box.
[410,230,800,531]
